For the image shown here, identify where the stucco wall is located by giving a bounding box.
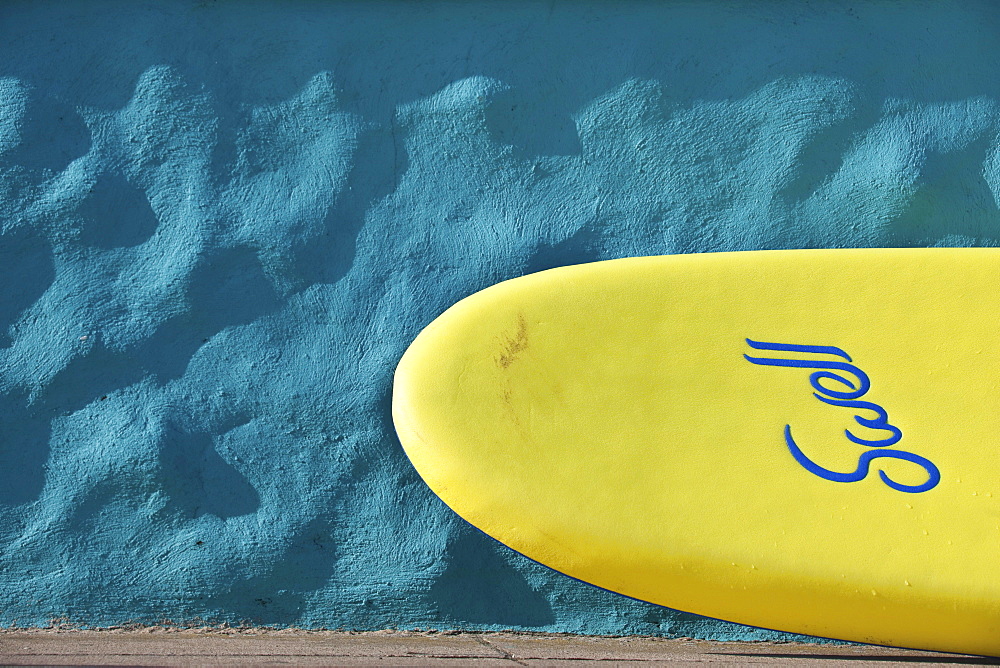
[0,0,998,635]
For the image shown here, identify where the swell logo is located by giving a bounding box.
[744,339,940,494]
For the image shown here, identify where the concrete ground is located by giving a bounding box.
[0,629,997,666]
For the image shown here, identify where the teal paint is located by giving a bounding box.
[0,0,998,636]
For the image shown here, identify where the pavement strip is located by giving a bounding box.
[0,629,996,666]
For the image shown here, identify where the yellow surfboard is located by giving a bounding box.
[392,249,1000,656]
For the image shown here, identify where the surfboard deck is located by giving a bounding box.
[392,249,1000,656]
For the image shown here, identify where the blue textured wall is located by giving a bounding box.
[1,0,999,635]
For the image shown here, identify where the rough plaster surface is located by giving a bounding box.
[0,0,998,637]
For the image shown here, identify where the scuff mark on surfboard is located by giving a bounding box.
[497,315,528,369]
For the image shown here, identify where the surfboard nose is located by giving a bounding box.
[393,249,1000,656]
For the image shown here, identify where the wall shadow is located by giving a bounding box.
[0,390,50,505]
[133,245,282,382]
[159,425,260,520]
[297,122,409,286]
[889,134,1000,246]
[429,523,554,628]
[77,171,159,249]
[4,2,998,139]
[522,224,604,275]
[203,513,340,625]
[3,84,89,179]
[0,225,55,349]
